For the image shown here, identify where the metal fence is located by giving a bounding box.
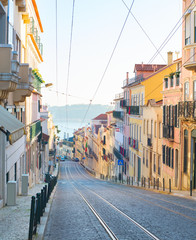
[28,175,58,240]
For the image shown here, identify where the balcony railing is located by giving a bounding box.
[120,99,127,108]
[127,106,140,115]
[178,101,196,119]
[123,74,144,87]
[114,92,124,100]
[113,111,124,120]
[129,138,138,150]
[28,18,43,56]
[163,125,174,140]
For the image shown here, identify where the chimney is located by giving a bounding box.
[167,51,173,65]
[126,72,129,85]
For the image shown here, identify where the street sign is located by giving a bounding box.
[118,159,124,165]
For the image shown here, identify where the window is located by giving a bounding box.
[158,155,161,175]
[143,120,146,134]
[146,150,148,167]
[185,14,191,45]
[162,145,165,164]
[14,162,17,181]
[184,82,189,100]
[151,120,153,138]
[171,149,174,169]
[140,126,141,142]
[154,154,156,172]
[6,172,9,183]
[165,78,168,88]
[170,76,174,87]
[184,130,188,173]
[154,122,157,138]
[176,75,180,86]
[159,122,162,139]
[147,120,149,135]
[193,81,196,100]
[143,148,145,164]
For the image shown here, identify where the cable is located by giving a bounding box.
[148,0,195,64]
[66,0,76,133]
[48,89,90,101]
[80,0,135,127]
[121,0,166,64]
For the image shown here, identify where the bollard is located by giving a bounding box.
[148,178,150,188]
[157,178,159,190]
[153,178,155,189]
[190,180,192,196]
[169,179,171,193]
[36,193,41,224]
[40,189,44,216]
[163,178,165,191]
[28,196,35,240]
[132,177,133,186]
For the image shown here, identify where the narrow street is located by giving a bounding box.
[44,161,196,240]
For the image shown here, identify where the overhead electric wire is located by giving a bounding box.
[148,0,195,64]
[80,0,135,127]
[121,0,166,64]
[66,0,76,133]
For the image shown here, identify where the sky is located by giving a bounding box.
[37,0,182,107]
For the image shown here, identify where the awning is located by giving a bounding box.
[0,105,25,144]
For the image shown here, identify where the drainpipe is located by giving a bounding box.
[0,128,6,206]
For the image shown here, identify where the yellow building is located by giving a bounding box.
[123,57,177,183]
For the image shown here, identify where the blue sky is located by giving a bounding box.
[37,0,182,106]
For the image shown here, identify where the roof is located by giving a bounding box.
[93,114,107,121]
[134,64,166,72]
[0,105,25,144]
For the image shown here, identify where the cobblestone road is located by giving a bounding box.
[44,161,196,240]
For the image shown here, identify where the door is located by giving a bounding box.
[175,149,178,187]
[194,139,196,189]
[138,157,141,182]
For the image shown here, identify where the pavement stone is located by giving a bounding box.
[0,164,59,240]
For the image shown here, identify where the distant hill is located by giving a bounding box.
[48,104,114,123]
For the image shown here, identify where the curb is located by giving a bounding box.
[34,184,58,240]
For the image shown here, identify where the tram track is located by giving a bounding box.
[67,162,161,240]
[75,162,196,219]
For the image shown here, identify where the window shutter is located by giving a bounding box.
[175,105,177,127]
[172,149,174,168]
[162,145,165,164]
[163,106,166,125]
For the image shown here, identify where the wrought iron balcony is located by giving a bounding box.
[129,138,138,150]
[178,101,196,119]
[113,111,124,120]
[163,125,174,140]
[120,99,127,108]
[127,106,140,115]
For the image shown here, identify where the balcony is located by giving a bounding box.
[113,111,124,120]
[123,74,144,87]
[28,18,43,62]
[147,134,152,147]
[114,92,124,100]
[183,45,196,71]
[29,120,42,141]
[16,0,26,12]
[163,125,174,140]
[113,147,123,160]
[120,99,127,108]
[13,64,34,103]
[178,101,196,119]
[0,45,19,100]
[127,106,140,115]
[129,138,138,150]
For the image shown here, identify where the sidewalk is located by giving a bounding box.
[0,165,59,240]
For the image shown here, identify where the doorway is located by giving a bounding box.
[175,149,178,187]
